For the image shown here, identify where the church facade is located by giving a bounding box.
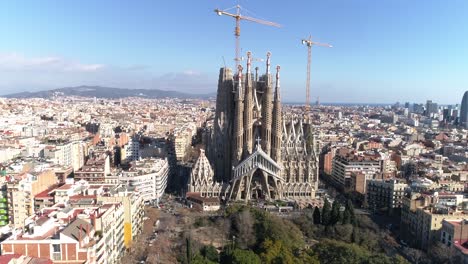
[188,52,319,202]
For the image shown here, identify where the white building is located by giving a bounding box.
[119,158,169,203]
[44,141,86,171]
[123,137,140,163]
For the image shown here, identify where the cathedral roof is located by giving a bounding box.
[190,149,214,185]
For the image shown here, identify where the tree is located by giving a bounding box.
[343,199,356,225]
[351,227,358,243]
[322,198,331,225]
[313,206,321,225]
[191,254,217,264]
[313,239,405,264]
[259,239,296,264]
[220,248,261,264]
[186,237,192,264]
[330,200,342,225]
[314,239,368,264]
[200,245,219,263]
[342,208,351,225]
[428,242,454,264]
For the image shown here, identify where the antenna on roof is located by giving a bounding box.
[222,56,226,69]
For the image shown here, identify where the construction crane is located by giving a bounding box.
[301,36,332,110]
[214,5,281,67]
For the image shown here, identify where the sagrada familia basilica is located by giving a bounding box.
[188,52,319,202]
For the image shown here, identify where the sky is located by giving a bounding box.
[0,0,467,104]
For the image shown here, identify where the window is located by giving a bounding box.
[52,244,61,252]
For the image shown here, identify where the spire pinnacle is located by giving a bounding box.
[275,65,281,100]
[266,51,271,75]
[237,65,243,80]
[246,51,252,73]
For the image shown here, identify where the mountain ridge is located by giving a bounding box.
[2,85,215,99]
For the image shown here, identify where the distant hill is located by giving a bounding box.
[3,85,215,99]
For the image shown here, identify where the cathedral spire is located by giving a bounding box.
[246,51,252,74]
[271,65,282,162]
[274,65,281,101]
[235,65,244,100]
[255,66,259,82]
[243,52,254,155]
[233,64,245,163]
[262,52,273,154]
[266,51,271,75]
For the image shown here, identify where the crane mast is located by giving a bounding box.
[301,36,332,110]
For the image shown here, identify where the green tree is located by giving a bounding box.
[186,237,192,264]
[330,200,342,225]
[351,227,359,243]
[191,254,217,264]
[222,249,261,264]
[313,206,321,224]
[260,239,296,264]
[321,198,331,225]
[314,239,368,264]
[343,199,356,225]
[200,245,219,263]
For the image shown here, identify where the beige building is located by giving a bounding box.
[7,169,57,228]
[44,141,86,171]
[97,185,145,248]
[440,219,468,263]
[401,192,466,250]
[74,153,111,183]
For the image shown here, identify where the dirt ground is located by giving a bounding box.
[120,198,229,264]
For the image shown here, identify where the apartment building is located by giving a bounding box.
[119,158,169,203]
[1,203,125,264]
[440,219,468,263]
[366,179,407,213]
[7,170,57,228]
[330,153,382,190]
[401,192,466,250]
[44,141,86,171]
[97,185,145,248]
[74,154,111,183]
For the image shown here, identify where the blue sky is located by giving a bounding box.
[0,0,467,104]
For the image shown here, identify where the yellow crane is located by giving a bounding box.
[215,5,281,67]
[301,36,332,110]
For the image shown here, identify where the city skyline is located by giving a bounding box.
[1,0,467,104]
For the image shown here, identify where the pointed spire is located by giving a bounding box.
[246,51,252,74]
[236,65,244,100]
[255,67,259,82]
[266,51,271,75]
[275,65,281,100]
[237,64,243,80]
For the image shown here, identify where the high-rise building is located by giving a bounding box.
[197,52,319,202]
[460,91,468,129]
[426,100,438,117]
